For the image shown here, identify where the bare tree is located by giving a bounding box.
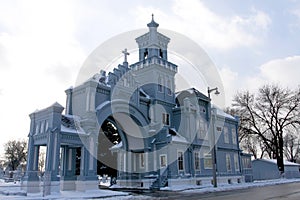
[4,139,27,171]
[232,85,300,173]
[239,134,258,159]
[225,107,266,159]
[38,150,46,172]
[283,128,300,162]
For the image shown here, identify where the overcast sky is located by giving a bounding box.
[0,0,300,155]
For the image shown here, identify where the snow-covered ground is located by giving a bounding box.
[1,178,300,199]
[179,178,300,193]
[0,178,128,199]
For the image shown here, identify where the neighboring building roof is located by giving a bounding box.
[61,114,85,134]
[254,159,300,166]
[212,105,236,120]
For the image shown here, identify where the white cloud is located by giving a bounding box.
[259,56,300,88]
[133,0,271,50]
[243,56,300,92]
[221,56,300,107]
[0,0,86,153]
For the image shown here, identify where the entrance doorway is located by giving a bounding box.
[97,118,121,178]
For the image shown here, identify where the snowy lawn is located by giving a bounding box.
[0,178,128,199]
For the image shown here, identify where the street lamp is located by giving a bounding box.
[207,87,219,188]
[208,87,220,98]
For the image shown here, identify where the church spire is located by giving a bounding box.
[147,14,159,28]
[135,15,170,61]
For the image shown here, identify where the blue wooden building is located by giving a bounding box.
[24,16,252,194]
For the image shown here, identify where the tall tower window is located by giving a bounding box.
[144,48,148,59]
[158,76,163,92]
[167,79,172,95]
[159,49,163,58]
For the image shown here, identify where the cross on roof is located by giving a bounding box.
[122,48,130,63]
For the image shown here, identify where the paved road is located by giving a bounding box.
[135,182,300,200]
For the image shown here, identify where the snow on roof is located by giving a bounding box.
[170,128,188,143]
[172,134,188,143]
[61,125,85,134]
[51,102,64,108]
[256,159,300,166]
[212,105,236,120]
[63,114,81,120]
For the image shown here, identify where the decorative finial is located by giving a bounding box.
[122,48,130,63]
[147,13,159,28]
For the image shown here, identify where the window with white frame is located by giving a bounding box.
[194,151,200,171]
[234,154,239,172]
[162,113,170,126]
[226,154,231,172]
[242,157,251,169]
[204,152,212,169]
[224,127,229,143]
[232,127,237,144]
[160,154,167,168]
[178,151,184,171]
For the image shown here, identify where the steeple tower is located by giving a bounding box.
[136,14,170,61]
[130,15,177,105]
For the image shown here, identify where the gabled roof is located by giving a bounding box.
[186,88,210,101]
[212,105,236,120]
[175,87,210,104]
